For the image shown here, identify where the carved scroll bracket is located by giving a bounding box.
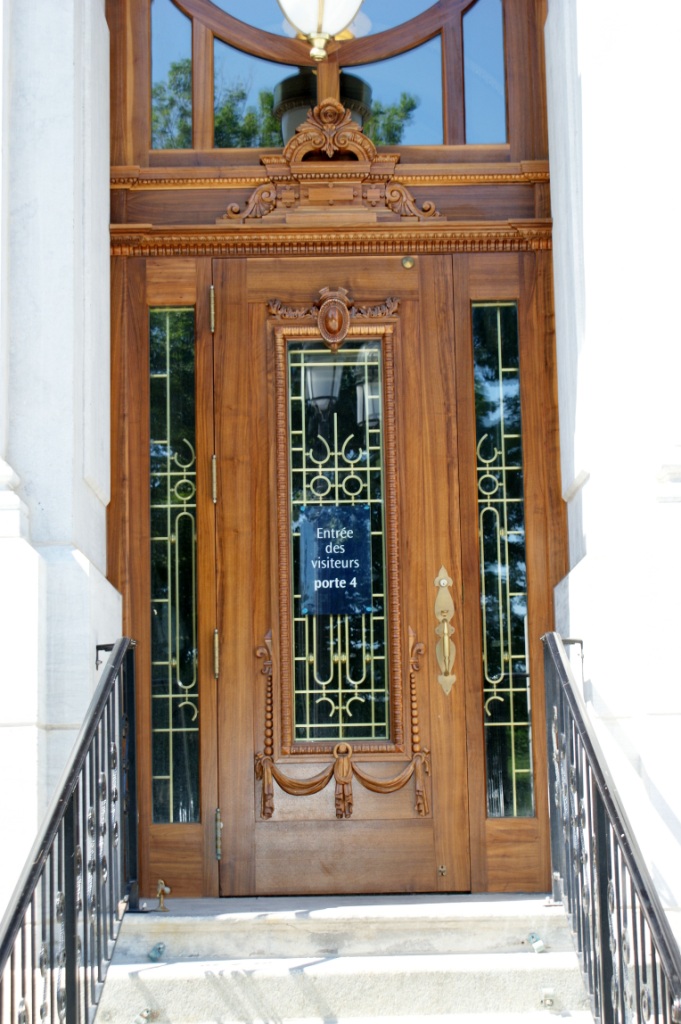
[434,567,457,695]
[223,98,441,225]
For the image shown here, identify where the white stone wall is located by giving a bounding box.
[0,0,121,921]
[546,0,681,913]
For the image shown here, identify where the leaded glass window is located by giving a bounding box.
[288,340,389,742]
[149,308,199,823]
[473,303,533,818]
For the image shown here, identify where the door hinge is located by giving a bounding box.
[210,284,215,333]
[213,628,220,679]
[211,453,218,503]
[215,807,223,860]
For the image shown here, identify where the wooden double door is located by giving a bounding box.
[117,250,560,898]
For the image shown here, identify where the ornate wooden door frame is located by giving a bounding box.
[109,92,565,897]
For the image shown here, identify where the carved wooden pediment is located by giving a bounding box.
[222,99,440,226]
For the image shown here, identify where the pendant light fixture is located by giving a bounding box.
[276,0,364,61]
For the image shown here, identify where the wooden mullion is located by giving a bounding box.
[452,252,488,891]
[107,0,151,166]
[505,0,548,161]
[518,249,553,892]
[175,0,310,65]
[193,20,214,151]
[442,18,465,145]
[316,52,341,103]
[125,258,152,896]
[195,258,219,895]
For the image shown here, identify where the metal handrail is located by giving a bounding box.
[0,638,138,1024]
[543,631,681,1024]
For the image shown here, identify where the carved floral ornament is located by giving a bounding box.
[269,286,398,351]
[224,98,441,225]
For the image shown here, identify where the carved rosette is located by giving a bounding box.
[223,98,441,225]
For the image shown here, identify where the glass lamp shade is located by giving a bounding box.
[277,0,364,59]
[305,362,344,414]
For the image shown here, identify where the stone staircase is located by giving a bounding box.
[95,894,594,1024]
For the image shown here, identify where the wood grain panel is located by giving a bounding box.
[468,253,519,298]
[146,259,197,304]
[195,259,220,896]
[148,825,205,897]
[214,258,262,896]
[127,259,153,896]
[484,817,547,891]
[255,820,436,895]
[245,257,421,304]
[451,254,490,893]
[515,250,561,892]
[401,257,471,892]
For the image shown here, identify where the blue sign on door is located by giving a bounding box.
[299,504,373,616]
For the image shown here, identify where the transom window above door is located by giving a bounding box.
[150,0,507,150]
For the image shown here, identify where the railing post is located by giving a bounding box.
[543,638,565,904]
[593,781,614,1024]
[63,792,80,1024]
[122,643,139,911]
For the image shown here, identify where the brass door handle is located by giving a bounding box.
[434,566,456,695]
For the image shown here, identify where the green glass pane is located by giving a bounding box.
[151,0,192,148]
[473,302,534,819]
[149,308,199,823]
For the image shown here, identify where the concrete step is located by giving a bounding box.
[95,894,593,1024]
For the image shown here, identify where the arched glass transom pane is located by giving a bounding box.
[354,37,443,146]
[151,0,193,149]
[208,0,436,37]
[463,0,507,144]
[214,39,295,147]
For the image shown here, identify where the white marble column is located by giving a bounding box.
[0,0,121,920]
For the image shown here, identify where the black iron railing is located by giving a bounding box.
[0,638,138,1024]
[543,631,681,1024]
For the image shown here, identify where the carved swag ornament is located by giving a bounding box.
[254,632,431,820]
[224,98,441,225]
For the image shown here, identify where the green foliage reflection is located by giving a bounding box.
[152,58,418,149]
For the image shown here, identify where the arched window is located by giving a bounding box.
[149,0,512,152]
